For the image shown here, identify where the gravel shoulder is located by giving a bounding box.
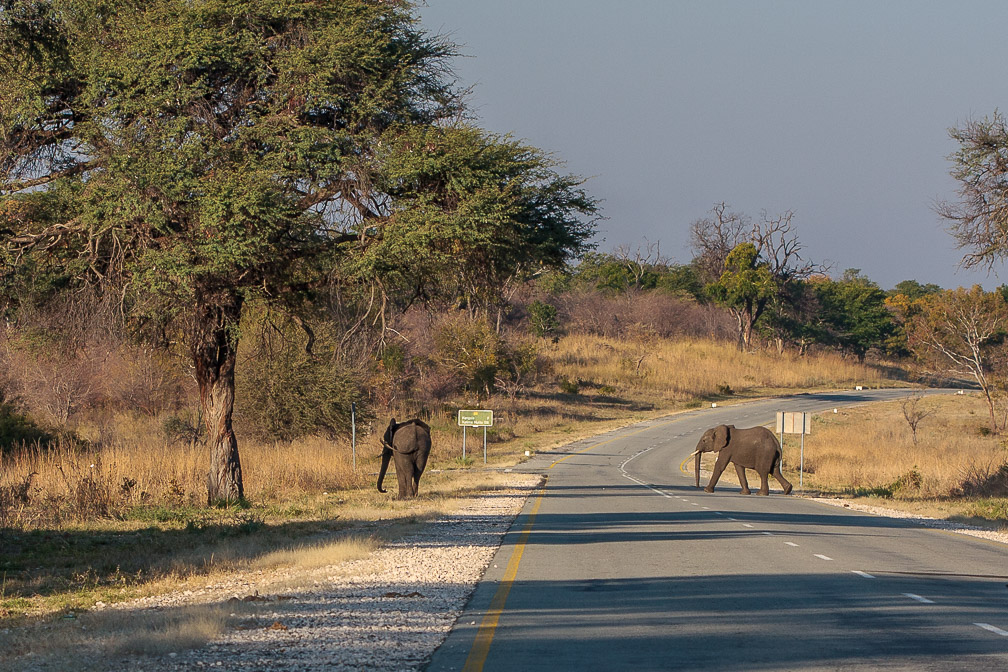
[2,473,542,672]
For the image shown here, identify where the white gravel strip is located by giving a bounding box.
[814,497,1008,545]
[136,474,540,672]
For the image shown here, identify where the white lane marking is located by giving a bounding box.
[761,532,773,536]
[621,473,674,499]
[815,554,833,561]
[975,623,1008,637]
[702,506,710,510]
[742,523,754,528]
[852,571,875,579]
[714,512,724,516]
[727,517,738,521]
[691,502,700,506]
[903,593,934,604]
[785,542,799,547]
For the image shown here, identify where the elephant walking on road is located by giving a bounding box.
[377,418,432,498]
[692,424,793,495]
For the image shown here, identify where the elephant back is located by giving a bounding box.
[392,419,432,455]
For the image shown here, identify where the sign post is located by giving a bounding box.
[776,411,812,489]
[351,402,357,471]
[457,410,494,464]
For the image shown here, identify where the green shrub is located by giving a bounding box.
[558,377,580,395]
[237,350,366,441]
[527,300,560,338]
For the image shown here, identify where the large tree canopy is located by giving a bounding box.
[0,0,598,501]
[810,269,895,361]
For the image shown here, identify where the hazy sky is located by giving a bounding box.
[418,1,1008,290]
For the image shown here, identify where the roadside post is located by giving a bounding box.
[776,411,812,489]
[351,402,357,471]
[457,410,494,464]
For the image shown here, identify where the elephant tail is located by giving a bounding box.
[772,445,784,471]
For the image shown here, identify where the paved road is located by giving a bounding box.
[426,390,1008,671]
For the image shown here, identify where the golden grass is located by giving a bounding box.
[252,535,377,571]
[784,392,1008,502]
[0,428,371,529]
[550,334,884,400]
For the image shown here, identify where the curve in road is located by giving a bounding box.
[427,389,1008,671]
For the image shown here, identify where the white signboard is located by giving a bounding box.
[776,411,812,435]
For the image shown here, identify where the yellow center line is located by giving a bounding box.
[462,480,547,672]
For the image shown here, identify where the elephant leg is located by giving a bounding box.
[734,464,751,495]
[394,454,415,498]
[757,471,770,496]
[705,453,730,492]
[413,450,429,496]
[774,464,793,495]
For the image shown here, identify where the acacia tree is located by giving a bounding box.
[0,1,596,502]
[707,243,775,350]
[359,124,597,329]
[937,112,1008,269]
[693,204,819,350]
[907,286,1008,433]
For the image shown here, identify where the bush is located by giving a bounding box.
[555,289,735,341]
[0,392,51,452]
[235,310,368,441]
[432,314,502,399]
[558,377,580,395]
[527,300,560,338]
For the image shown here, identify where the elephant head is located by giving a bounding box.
[377,417,397,494]
[691,424,731,488]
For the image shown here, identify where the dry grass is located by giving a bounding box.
[791,393,1007,498]
[252,535,377,571]
[0,603,233,671]
[549,334,884,401]
[0,429,370,529]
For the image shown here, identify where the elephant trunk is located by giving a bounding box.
[377,447,392,493]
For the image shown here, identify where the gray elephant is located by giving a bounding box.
[691,424,793,495]
[377,417,432,498]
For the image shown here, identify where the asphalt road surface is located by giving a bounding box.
[426,389,1008,671]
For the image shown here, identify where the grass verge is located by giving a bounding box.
[776,392,1008,528]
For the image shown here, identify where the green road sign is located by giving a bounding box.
[458,409,494,427]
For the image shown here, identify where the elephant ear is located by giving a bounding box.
[382,418,397,448]
[714,424,731,450]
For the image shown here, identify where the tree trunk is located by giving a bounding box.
[192,284,244,504]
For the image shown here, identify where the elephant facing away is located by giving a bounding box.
[692,424,793,496]
[377,418,432,498]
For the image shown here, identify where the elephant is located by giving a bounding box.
[691,424,793,495]
[377,417,432,498]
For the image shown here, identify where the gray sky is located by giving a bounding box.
[418,0,1008,290]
